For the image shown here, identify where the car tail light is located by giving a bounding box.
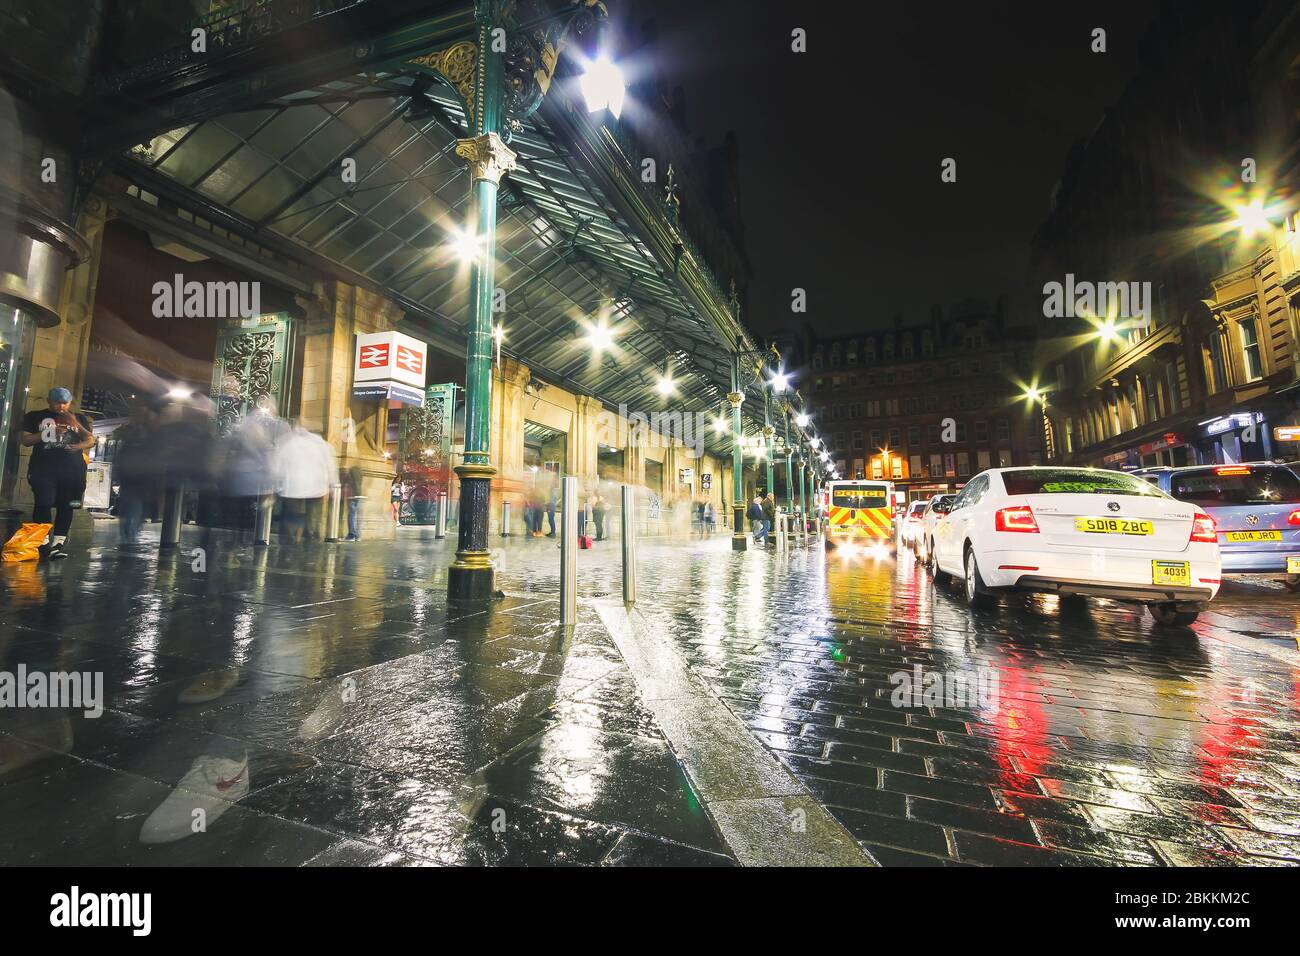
[1288,510,1300,526]
[995,505,1039,533]
[1190,514,1217,543]
[1214,466,1250,476]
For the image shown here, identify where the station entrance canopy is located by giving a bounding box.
[91,0,771,458]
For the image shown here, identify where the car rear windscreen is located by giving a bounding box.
[832,487,888,508]
[1001,468,1166,497]
[1169,466,1300,505]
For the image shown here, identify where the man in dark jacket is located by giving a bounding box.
[20,387,96,560]
[747,494,766,544]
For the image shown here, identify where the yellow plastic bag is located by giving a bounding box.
[1,523,53,562]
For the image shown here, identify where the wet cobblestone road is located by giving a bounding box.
[2,524,1299,866]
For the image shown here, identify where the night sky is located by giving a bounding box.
[621,0,1161,336]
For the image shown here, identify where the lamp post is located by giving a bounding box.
[782,408,794,515]
[729,370,746,552]
[446,9,518,602]
[728,337,781,550]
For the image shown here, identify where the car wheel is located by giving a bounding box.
[963,546,992,609]
[1285,575,1300,593]
[928,540,949,582]
[1147,602,1199,627]
[1060,593,1088,613]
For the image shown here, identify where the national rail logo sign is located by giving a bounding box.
[353,331,428,404]
[395,344,424,375]
[359,343,390,368]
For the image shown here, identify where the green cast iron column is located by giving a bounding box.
[448,10,517,601]
[799,456,808,526]
[762,387,774,497]
[782,409,793,513]
[729,358,746,551]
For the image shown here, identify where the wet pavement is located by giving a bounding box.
[2,522,1300,866]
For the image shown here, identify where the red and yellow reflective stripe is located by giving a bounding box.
[827,506,892,537]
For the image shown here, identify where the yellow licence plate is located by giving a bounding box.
[1075,517,1153,535]
[1225,530,1282,542]
[1152,560,1190,586]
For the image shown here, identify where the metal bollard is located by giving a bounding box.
[621,484,636,606]
[560,476,577,626]
[159,480,186,550]
[325,483,342,542]
[776,512,787,550]
[501,500,512,537]
[436,491,447,539]
[254,494,274,547]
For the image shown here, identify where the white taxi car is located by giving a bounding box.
[928,466,1221,626]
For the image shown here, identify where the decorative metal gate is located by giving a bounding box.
[210,313,296,436]
[398,382,457,525]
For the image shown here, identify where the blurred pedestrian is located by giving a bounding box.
[591,490,607,541]
[748,493,766,544]
[112,399,162,545]
[19,387,96,560]
[343,464,365,541]
[546,479,558,537]
[220,403,287,545]
[391,476,403,524]
[274,423,336,544]
[762,492,777,547]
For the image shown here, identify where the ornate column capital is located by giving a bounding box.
[456,132,518,185]
[762,425,775,439]
[727,391,744,408]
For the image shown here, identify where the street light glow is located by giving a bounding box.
[451,228,479,263]
[795,413,809,427]
[1234,199,1271,237]
[714,418,727,434]
[771,372,789,392]
[579,56,626,119]
[587,322,613,351]
[656,375,675,395]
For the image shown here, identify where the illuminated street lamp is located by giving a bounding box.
[771,371,789,392]
[587,320,613,351]
[795,412,809,428]
[579,55,626,119]
[451,227,479,263]
[1233,199,1272,238]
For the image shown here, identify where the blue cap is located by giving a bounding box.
[48,387,73,404]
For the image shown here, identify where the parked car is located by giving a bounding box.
[929,466,1221,626]
[917,493,958,563]
[1135,462,1300,590]
[900,500,929,550]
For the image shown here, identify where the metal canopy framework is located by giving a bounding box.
[118,61,775,458]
